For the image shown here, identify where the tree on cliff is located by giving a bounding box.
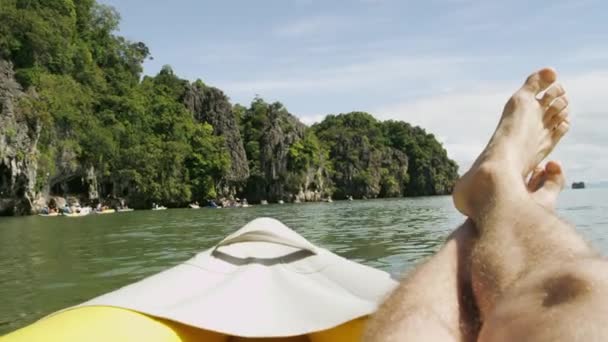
[382,120,458,195]
[239,98,330,202]
[313,112,406,199]
[111,67,229,205]
[314,112,458,198]
[183,80,250,196]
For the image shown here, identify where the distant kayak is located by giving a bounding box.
[62,210,91,218]
[117,208,134,213]
[95,209,116,215]
[188,204,200,209]
[151,206,167,211]
[38,212,59,217]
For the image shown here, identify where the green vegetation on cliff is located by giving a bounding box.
[313,112,458,198]
[0,0,458,214]
[239,98,330,202]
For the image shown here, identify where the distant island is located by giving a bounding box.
[0,0,458,216]
[572,182,586,189]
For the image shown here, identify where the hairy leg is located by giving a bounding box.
[363,220,478,342]
[454,68,608,341]
[363,163,565,342]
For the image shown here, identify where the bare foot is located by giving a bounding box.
[453,68,570,218]
[528,161,565,210]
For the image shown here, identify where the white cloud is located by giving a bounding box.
[220,54,481,96]
[273,15,352,37]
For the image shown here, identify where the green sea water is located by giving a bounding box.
[1,189,607,334]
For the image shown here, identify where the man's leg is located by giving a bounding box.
[454,68,608,341]
[363,162,566,342]
[363,220,478,342]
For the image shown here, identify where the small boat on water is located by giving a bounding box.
[95,209,116,214]
[189,203,200,209]
[62,207,92,217]
[152,203,167,211]
[62,212,90,217]
[3,218,397,341]
[38,212,59,217]
[117,208,134,213]
[205,200,220,209]
[572,181,586,189]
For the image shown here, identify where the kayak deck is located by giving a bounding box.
[3,306,366,342]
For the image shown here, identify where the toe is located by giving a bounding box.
[547,107,570,129]
[546,160,562,175]
[544,96,569,126]
[527,167,546,192]
[552,119,570,141]
[522,67,557,94]
[539,83,565,107]
[532,161,565,209]
[544,161,565,192]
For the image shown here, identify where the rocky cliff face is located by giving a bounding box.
[259,106,307,201]
[241,101,331,203]
[313,112,421,200]
[183,82,249,196]
[328,134,409,199]
[0,60,40,215]
[292,162,331,203]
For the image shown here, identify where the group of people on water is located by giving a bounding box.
[40,198,130,215]
[219,197,248,208]
[153,198,249,210]
[41,194,359,214]
[42,202,89,215]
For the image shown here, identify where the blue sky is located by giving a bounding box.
[101,0,607,182]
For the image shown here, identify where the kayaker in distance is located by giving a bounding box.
[61,203,71,214]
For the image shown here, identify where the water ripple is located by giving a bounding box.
[2,190,608,333]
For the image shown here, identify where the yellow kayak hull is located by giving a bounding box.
[62,212,90,217]
[38,213,59,217]
[2,306,366,342]
[96,209,116,214]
